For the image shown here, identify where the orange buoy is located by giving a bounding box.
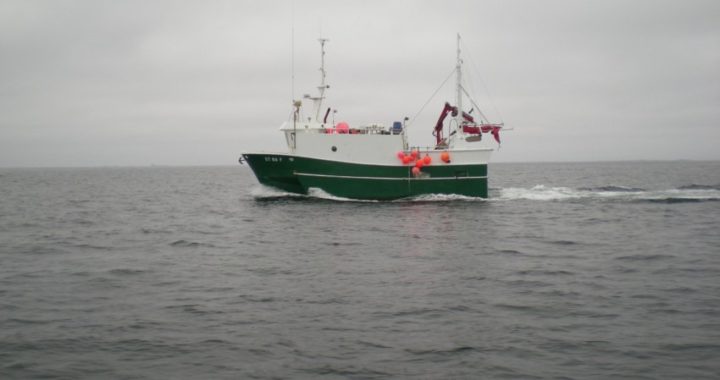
[440,151,451,163]
[415,159,424,168]
[396,151,405,161]
[411,167,421,176]
[402,156,413,164]
[410,150,419,158]
[423,155,432,165]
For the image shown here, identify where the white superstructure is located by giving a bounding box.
[277,34,501,166]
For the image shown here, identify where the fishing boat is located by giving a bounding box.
[241,35,505,200]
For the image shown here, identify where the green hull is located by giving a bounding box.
[242,153,488,200]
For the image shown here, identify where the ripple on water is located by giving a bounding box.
[515,269,575,276]
[615,253,676,261]
[169,239,216,248]
[2,164,719,380]
[107,268,150,276]
[300,364,392,378]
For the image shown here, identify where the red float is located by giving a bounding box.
[336,121,349,134]
[440,152,451,163]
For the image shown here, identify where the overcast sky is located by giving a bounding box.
[1,0,718,167]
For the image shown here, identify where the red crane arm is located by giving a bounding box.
[433,102,475,144]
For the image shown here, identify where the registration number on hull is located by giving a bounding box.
[263,156,294,163]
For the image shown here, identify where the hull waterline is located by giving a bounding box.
[243,153,488,200]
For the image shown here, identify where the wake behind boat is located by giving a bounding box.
[241,35,506,200]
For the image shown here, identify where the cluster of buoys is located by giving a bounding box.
[396,150,417,164]
[416,155,432,167]
[396,150,436,177]
[396,151,451,164]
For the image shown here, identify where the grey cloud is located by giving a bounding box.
[1,0,718,166]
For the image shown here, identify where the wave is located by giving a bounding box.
[107,268,150,276]
[250,185,307,200]
[252,185,485,203]
[396,193,486,202]
[498,184,720,202]
[169,239,216,248]
[250,185,376,203]
[579,185,646,192]
[306,187,377,202]
[677,183,720,190]
[498,185,585,201]
[615,254,675,261]
[251,183,719,203]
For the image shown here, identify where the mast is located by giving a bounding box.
[455,33,463,128]
[308,38,329,122]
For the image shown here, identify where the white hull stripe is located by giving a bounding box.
[242,153,491,167]
[295,172,487,181]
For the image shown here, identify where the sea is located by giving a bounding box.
[1,161,719,380]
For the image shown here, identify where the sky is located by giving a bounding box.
[1,0,718,167]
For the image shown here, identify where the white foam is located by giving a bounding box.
[306,187,378,202]
[252,183,720,203]
[399,193,487,202]
[498,185,583,201]
[639,189,720,201]
[252,185,485,203]
[250,185,306,199]
[497,185,720,202]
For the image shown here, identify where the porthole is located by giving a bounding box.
[331,146,337,152]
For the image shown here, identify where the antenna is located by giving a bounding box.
[455,33,463,127]
[311,38,329,121]
[290,0,295,103]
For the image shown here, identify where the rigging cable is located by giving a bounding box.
[407,68,457,129]
[461,38,505,124]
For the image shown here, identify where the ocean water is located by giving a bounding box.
[1,161,719,379]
